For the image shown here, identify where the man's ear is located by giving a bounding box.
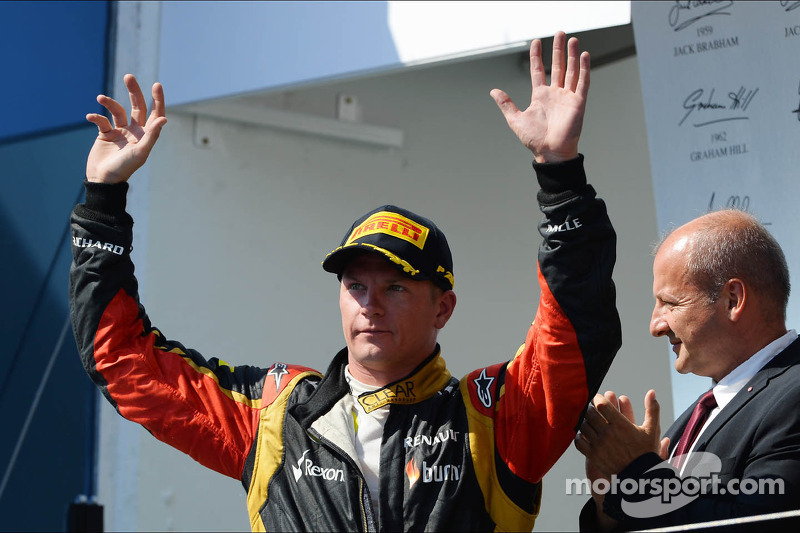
[435,290,457,329]
[724,278,746,322]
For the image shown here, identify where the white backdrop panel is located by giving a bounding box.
[632,1,800,414]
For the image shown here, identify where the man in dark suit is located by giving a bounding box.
[575,209,800,531]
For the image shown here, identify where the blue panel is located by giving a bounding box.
[0,1,108,141]
[0,122,101,531]
[160,1,401,105]
[0,124,96,531]
[0,1,107,528]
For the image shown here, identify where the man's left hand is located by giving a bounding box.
[491,31,589,163]
[575,389,669,476]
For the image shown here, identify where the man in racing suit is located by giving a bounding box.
[70,32,621,531]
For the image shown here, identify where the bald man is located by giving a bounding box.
[576,209,800,531]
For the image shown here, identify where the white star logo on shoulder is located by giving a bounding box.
[473,368,495,408]
[268,362,290,390]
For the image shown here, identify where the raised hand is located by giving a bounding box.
[491,31,590,163]
[85,74,167,184]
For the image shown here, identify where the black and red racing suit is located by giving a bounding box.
[69,155,621,531]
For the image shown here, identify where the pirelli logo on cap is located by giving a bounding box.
[346,212,429,250]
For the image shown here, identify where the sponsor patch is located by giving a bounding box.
[405,458,461,488]
[292,449,345,483]
[543,217,583,234]
[358,380,417,413]
[404,429,460,449]
[346,212,429,250]
[72,236,125,255]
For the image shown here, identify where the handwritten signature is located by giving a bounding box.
[708,192,751,212]
[707,192,772,225]
[669,1,734,31]
[679,86,759,127]
[780,1,800,12]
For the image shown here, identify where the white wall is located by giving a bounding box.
[157,1,630,106]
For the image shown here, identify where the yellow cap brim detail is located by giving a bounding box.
[324,243,420,277]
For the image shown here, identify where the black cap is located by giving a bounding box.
[322,205,454,290]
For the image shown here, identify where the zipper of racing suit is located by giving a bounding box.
[307,427,377,532]
[358,477,373,533]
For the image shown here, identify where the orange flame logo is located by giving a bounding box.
[405,458,420,489]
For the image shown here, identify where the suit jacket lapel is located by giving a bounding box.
[692,338,800,450]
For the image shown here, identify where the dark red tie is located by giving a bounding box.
[673,389,717,470]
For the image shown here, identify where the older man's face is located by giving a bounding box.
[649,233,730,382]
[339,253,454,385]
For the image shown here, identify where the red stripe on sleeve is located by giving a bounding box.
[495,264,589,482]
[94,290,260,479]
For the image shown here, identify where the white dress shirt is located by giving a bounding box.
[677,329,797,467]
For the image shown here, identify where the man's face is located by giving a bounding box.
[649,234,730,381]
[339,253,454,384]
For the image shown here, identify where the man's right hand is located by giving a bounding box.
[85,74,167,184]
[579,391,670,531]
